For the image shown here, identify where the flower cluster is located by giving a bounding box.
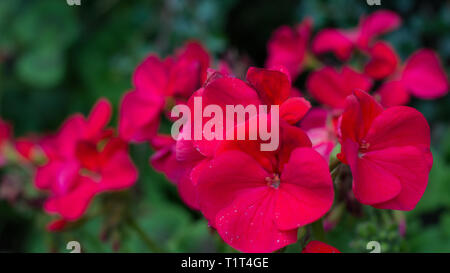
[0,10,447,253]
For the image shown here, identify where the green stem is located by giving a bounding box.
[311,218,326,242]
[329,158,341,172]
[304,53,322,70]
[127,217,164,253]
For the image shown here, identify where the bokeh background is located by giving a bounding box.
[0,0,449,252]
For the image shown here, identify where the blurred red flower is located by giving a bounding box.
[312,10,401,60]
[119,42,210,142]
[302,241,340,253]
[35,99,137,223]
[266,18,312,80]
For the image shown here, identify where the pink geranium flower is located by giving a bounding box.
[310,10,448,104]
[338,90,432,210]
[306,66,372,109]
[196,121,334,252]
[35,99,137,223]
[167,68,311,210]
[266,18,312,80]
[308,48,447,109]
[312,10,401,60]
[119,42,210,142]
[375,49,449,107]
[312,11,402,81]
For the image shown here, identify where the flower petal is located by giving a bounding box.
[307,66,372,109]
[246,67,291,105]
[276,148,334,230]
[364,41,399,79]
[215,187,297,253]
[133,55,169,96]
[85,98,112,140]
[377,80,410,107]
[119,90,163,142]
[365,106,431,153]
[312,29,354,61]
[197,150,268,223]
[266,19,312,79]
[193,77,261,156]
[368,146,430,210]
[44,178,98,221]
[167,42,210,99]
[343,139,402,205]
[340,90,383,143]
[357,10,401,49]
[280,97,311,124]
[98,140,138,191]
[402,49,449,99]
[56,115,86,157]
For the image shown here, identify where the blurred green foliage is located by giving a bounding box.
[0,0,449,252]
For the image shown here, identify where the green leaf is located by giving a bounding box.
[12,0,79,49]
[15,46,64,89]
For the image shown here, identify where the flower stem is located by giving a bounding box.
[127,216,164,253]
[311,218,326,242]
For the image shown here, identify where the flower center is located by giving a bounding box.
[266,173,281,189]
[358,140,370,157]
[359,140,370,151]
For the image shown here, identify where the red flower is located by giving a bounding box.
[148,67,312,210]
[0,119,12,166]
[302,241,340,253]
[312,11,401,81]
[35,99,137,223]
[375,49,449,107]
[153,72,262,208]
[266,18,312,80]
[306,66,372,109]
[312,10,401,60]
[338,90,432,210]
[166,68,312,210]
[196,121,333,252]
[119,41,210,142]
